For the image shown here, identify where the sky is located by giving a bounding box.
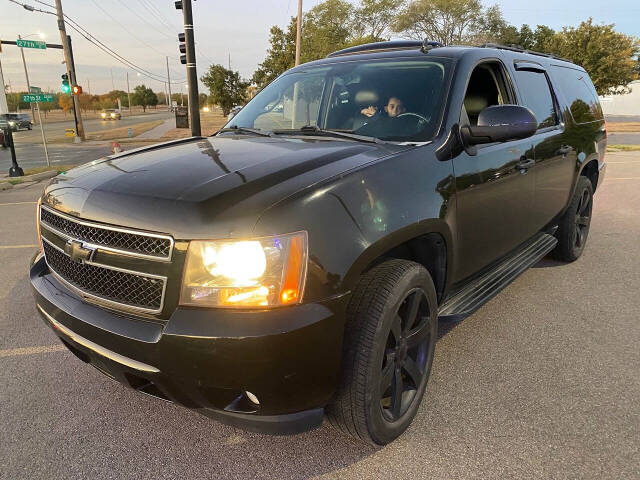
[0,0,638,96]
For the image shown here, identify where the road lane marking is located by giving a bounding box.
[0,244,39,249]
[0,344,67,358]
[607,177,640,180]
[0,201,37,206]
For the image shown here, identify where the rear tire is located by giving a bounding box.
[327,259,438,445]
[553,176,593,262]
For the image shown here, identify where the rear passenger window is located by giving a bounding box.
[514,70,557,129]
[551,66,604,124]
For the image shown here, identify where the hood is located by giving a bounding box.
[42,135,408,239]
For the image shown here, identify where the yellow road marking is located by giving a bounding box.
[0,244,39,249]
[607,177,640,180]
[0,345,67,358]
[0,201,37,206]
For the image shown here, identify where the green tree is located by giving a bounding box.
[392,0,486,45]
[352,0,404,40]
[545,18,640,95]
[131,85,158,112]
[58,94,73,114]
[201,64,249,116]
[252,22,297,89]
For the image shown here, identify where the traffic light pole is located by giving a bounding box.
[180,0,201,136]
[55,0,85,140]
[67,35,80,142]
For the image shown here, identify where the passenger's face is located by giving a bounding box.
[385,98,405,117]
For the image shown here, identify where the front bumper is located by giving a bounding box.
[30,255,348,434]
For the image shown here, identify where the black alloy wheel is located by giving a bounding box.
[553,175,594,262]
[573,187,592,250]
[379,288,434,422]
[327,259,438,445]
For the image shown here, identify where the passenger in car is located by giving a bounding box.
[360,96,407,119]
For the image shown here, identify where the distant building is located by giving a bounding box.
[599,80,640,116]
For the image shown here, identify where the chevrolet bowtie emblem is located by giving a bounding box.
[64,240,95,263]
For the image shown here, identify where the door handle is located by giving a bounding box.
[516,158,535,171]
[556,145,572,156]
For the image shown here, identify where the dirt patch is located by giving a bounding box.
[607,122,640,133]
[86,120,165,141]
[161,111,227,140]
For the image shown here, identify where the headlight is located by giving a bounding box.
[101,113,106,118]
[9,121,15,126]
[110,113,116,118]
[180,231,308,308]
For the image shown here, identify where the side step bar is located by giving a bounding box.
[438,233,558,321]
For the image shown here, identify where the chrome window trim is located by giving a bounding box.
[41,237,167,315]
[37,304,160,373]
[40,205,174,262]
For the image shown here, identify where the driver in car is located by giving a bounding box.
[360,96,407,119]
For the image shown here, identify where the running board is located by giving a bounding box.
[438,233,557,321]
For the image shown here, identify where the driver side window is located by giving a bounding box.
[462,63,511,126]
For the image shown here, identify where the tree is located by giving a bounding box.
[131,85,158,112]
[59,94,73,114]
[392,0,486,45]
[252,22,297,89]
[201,64,249,116]
[545,18,640,95]
[352,0,404,40]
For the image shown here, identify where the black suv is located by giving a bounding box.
[30,40,606,445]
[2,113,33,131]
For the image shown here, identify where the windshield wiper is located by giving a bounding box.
[217,125,273,137]
[274,125,387,145]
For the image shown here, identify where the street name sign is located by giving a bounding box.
[16,39,46,49]
[22,93,54,103]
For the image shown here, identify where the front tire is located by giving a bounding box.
[553,176,594,262]
[327,259,438,445]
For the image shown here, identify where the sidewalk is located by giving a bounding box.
[136,118,176,139]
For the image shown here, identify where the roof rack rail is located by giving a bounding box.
[479,43,572,63]
[327,39,443,58]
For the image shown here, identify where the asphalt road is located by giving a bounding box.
[0,143,115,171]
[11,111,173,144]
[608,132,640,145]
[1,152,639,479]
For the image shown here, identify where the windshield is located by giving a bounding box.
[225,58,451,142]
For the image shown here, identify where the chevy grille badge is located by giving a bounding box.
[64,240,95,263]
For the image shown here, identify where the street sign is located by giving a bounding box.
[22,93,54,103]
[29,86,42,94]
[16,39,46,50]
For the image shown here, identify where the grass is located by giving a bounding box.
[606,144,640,151]
[8,179,23,185]
[606,122,640,133]
[86,120,164,141]
[23,164,77,176]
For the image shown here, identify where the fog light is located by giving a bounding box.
[245,391,259,405]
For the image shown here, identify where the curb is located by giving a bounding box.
[0,170,58,190]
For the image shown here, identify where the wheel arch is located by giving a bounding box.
[580,158,599,191]
[342,219,452,304]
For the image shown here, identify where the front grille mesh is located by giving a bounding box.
[40,208,171,258]
[43,242,164,311]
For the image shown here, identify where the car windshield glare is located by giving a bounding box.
[225,58,451,142]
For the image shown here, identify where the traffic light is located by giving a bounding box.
[61,74,70,93]
[178,33,186,64]
[72,85,82,95]
[174,1,182,9]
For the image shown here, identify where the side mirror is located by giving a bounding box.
[460,105,538,146]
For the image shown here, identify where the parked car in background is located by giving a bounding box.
[100,109,122,120]
[30,40,606,446]
[1,113,32,131]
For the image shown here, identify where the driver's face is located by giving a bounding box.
[385,97,406,117]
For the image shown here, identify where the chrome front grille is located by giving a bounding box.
[42,241,165,312]
[40,206,173,260]
[39,206,173,314]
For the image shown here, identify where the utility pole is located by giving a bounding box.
[126,71,131,113]
[67,35,81,143]
[166,56,172,111]
[87,78,90,95]
[179,0,201,136]
[0,53,9,114]
[17,34,50,165]
[295,0,302,66]
[55,0,85,140]
[17,35,36,123]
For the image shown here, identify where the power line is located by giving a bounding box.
[115,0,175,40]
[139,0,181,31]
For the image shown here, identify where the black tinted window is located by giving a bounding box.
[514,70,557,129]
[551,66,603,124]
